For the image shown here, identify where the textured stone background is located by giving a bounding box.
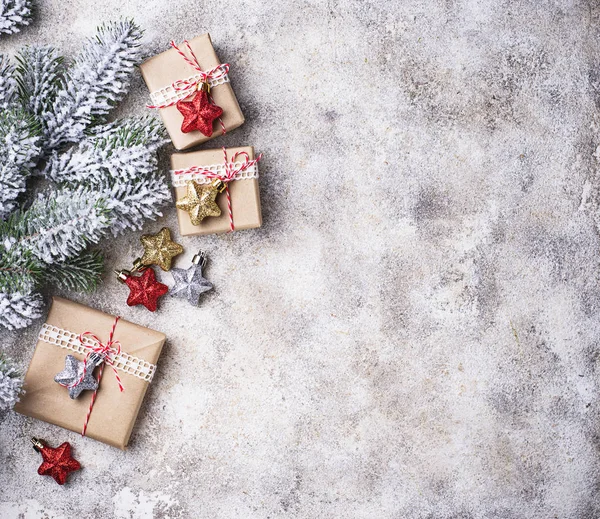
[1,0,600,517]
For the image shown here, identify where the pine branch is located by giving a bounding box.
[0,108,41,218]
[106,173,171,235]
[44,117,166,185]
[42,20,145,151]
[0,290,43,331]
[0,54,17,108]
[45,249,104,292]
[0,187,112,263]
[0,0,32,36]
[42,117,170,236]
[0,107,41,168]
[0,163,26,219]
[0,20,170,332]
[0,245,42,293]
[0,355,23,411]
[88,116,166,148]
[15,46,64,124]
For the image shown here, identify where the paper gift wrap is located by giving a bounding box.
[140,33,245,150]
[14,297,166,449]
[171,146,262,236]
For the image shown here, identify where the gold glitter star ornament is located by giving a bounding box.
[175,179,225,226]
[138,227,184,271]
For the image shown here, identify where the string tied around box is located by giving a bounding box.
[147,40,228,136]
[172,147,262,232]
[65,317,125,436]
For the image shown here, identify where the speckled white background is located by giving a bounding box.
[1,1,600,517]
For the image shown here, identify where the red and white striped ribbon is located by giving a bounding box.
[173,147,263,232]
[147,40,229,136]
[75,317,125,437]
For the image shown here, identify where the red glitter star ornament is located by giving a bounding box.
[124,267,168,312]
[176,88,223,136]
[32,438,81,485]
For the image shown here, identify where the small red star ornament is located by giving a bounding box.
[123,267,168,312]
[176,87,223,136]
[32,438,81,485]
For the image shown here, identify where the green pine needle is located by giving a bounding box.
[44,249,104,292]
[0,250,43,293]
[14,46,64,116]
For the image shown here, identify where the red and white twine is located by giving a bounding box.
[173,147,263,232]
[147,40,228,136]
[76,317,124,436]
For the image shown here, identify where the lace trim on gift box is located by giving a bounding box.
[170,161,259,188]
[149,65,230,107]
[38,323,156,383]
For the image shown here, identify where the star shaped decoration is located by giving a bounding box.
[35,441,81,485]
[176,89,223,136]
[125,267,169,312]
[54,354,100,399]
[176,180,222,226]
[170,262,213,306]
[140,227,184,271]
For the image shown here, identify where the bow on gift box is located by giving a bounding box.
[54,317,125,436]
[147,40,229,137]
[173,147,262,232]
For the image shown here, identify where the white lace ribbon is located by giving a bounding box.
[170,161,259,188]
[149,65,230,108]
[39,323,156,383]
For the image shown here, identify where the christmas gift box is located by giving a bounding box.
[141,34,244,150]
[14,297,166,450]
[171,146,262,236]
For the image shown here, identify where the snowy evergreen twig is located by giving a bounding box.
[0,108,41,218]
[0,55,16,107]
[44,117,166,185]
[2,188,111,263]
[0,291,42,331]
[43,117,170,235]
[15,46,63,123]
[44,249,103,292]
[0,0,32,36]
[0,355,23,411]
[0,244,40,293]
[42,20,145,151]
[106,173,171,235]
[0,21,170,331]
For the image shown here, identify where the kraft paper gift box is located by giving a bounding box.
[140,33,245,150]
[171,146,262,236]
[14,297,166,450]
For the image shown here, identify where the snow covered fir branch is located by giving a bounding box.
[0,20,170,331]
[0,355,22,411]
[0,0,32,36]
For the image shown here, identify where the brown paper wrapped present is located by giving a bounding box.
[140,34,244,150]
[171,146,262,236]
[14,297,166,450]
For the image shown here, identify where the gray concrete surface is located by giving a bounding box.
[1,1,600,517]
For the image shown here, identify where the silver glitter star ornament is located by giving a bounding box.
[54,352,104,399]
[169,251,213,306]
